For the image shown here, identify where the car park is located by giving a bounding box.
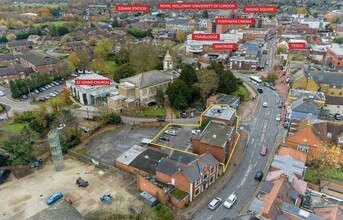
[260,146,267,156]
[0,170,11,184]
[159,135,170,141]
[165,129,176,136]
[255,171,263,181]
[262,102,268,107]
[208,197,222,210]
[257,88,263,93]
[46,192,63,205]
[223,194,237,209]
[335,113,342,121]
[276,113,281,121]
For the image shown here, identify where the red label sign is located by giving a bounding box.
[215,18,255,25]
[158,2,237,10]
[74,80,111,86]
[192,34,220,41]
[212,43,237,50]
[116,4,149,12]
[243,6,277,13]
[288,42,306,50]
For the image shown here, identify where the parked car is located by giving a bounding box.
[277,99,283,108]
[49,83,55,87]
[147,101,157,106]
[260,146,267,156]
[41,87,46,91]
[208,197,222,210]
[80,126,90,133]
[44,85,50,89]
[0,90,4,96]
[19,94,28,100]
[46,192,63,205]
[181,111,187,118]
[262,102,268,107]
[257,88,263,93]
[270,86,276,91]
[0,170,11,184]
[44,95,50,100]
[190,111,195,118]
[159,135,170,141]
[283,121,290,129]
[276,113,281,121]
[76,177,89,187]
[38,88,44,92]
[49,92,56,97]
[65,198,73,204]
[335,113,342,121]
[192,130,201,135]
[39,97,46,102]
[223,194,237,209]
[156,118,166,122]
[128,204,142,215]
[0,117,5,121]
[56,80,62,84]
[165,129,176,136]
[255,171,263,181]
[57,124,66,130]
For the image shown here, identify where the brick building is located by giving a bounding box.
[19,51,60,73]
[60,41,87,53]
[326,47,343,68]
[0,64,34,83]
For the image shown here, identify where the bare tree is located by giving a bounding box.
[197,69,219,103]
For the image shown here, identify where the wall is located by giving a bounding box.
[327,49,343,67]
[137,175,168,204]
[170,193,189,209]
[192,139,225,163]
[115,161,150,176]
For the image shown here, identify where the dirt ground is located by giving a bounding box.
[0,158,147,220]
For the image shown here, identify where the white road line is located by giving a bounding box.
[206,215,213,220]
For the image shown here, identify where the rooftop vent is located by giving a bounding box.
[144,155,149,159]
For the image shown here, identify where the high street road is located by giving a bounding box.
[193,73,286,220]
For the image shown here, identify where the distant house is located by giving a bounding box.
[6,40,34,53]
[326,47,343,69]
[60,41,87,53]
[320,180,343,200]
[0,64,34,83]
[287,89,325,108]
[19,51,60,73]
[206,93,240,109]
[287,97,320,120]
[229,44,261,71]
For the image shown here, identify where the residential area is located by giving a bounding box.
[0,0,342,220]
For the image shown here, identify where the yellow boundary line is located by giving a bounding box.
[149,104,241,173]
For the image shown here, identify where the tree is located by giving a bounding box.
[277,26,283,35]
[47,98,64,113]
[29,106,56,135]
[176,29,186,42]
[276,44,287,54]
[1,127,36,165]
[115,46,130,65]
[112,18,119,28]
[129,43,157,73]
[68,52,80,68]
[202,10,209,18]
[197,69,219,103]
[297,8,307,14]
[217,70,238,95]
[61,34,72,45]
[48,24,59,37]
[333,36,343,44]
[87,38,97,46]
[307,145,341,182]
[108,113,122,124]
[167,79,191,108]
[156,88,165,106]
[331,15,341,24]
[53,60,75,78]
[207,60,224,75]
[94,38,113,60]
[91,58,110,75]
[10,80,20,98]
[57,26,69,36]
[266,72,279,84]
[6,33,16,41]
[173,93,188,110]
[113,64,135,82]
[179,64,197,85]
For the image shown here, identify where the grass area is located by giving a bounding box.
[305,168,320,185]
[130,106,166,117]
[170,188,188,200]
[232,85,251,101]
[13,2,68,8]
[172,108,181,118]
[3,122,29,133]
[305,168,343,185]
[108,60,117,72]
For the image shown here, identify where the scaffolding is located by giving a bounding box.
[48,130,64,171]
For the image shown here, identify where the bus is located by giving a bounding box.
[249,76,262,85]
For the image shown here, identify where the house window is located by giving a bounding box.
[210,176,215,184]
[331,91,335,95]
[297,145,310,153]
[203,172,208,181]
[210,166,215,174]
[194,187,201,197]
[195,178,201,186]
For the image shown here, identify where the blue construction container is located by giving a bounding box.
[139,192,158,207]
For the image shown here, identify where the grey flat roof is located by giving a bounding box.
[203,105,235,122]
[200,120,234,148]
[248,197,264,213]
[129,148,168,175]
[281,202,325,220]
[116,145,147,165]
[271,155,305,183]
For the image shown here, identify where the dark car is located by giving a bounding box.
[157,118,166,122]
[283,121,290,129]
[0,170,11,184]
[148,101,157,106]
[76,177,89,187]
[181,111,187,118]
[19,94,28,100]
[255,171,263,181]
[128,204,142,215]
[159,135,170,141]
[277,99,283,108]
[335,113,342,121]
[257,88,263,93]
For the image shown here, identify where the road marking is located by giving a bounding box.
[206,215,212,220]
[232,191,235,194]
[253,160,258,168]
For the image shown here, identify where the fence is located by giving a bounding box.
[68,150,135,178]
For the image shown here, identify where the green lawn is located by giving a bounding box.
[38,45,58,51]
[130,106,166,117]
[305,168,320,185]
[170,188,188,200]
[232,85,250,101]
[108,61,117,72]
[4,122,29,133]
[305,168,343,185]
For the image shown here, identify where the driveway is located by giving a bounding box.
[82,125,163,165]
[0,158,147,219]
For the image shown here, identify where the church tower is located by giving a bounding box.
[163,50,173,71]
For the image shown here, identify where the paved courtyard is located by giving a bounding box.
[0,158,147,220]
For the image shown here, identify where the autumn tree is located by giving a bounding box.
[88,38,97,46]
[297,8,307,14]
[53,60,75,78]
[276,44,287,54]
[176,29,186,42]
[265,71,279,84]
[307,145,341,182]
[39,7,52,17]
[68,52,80,68]
[197,69,219,103]
[6,33,16,41]
[129,43,157,73]
[91,58,110,75]
[93,38,113,60]
[113,64,135,82]
[115,46,130,65]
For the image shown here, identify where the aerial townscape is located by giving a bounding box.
[0,0,343,220]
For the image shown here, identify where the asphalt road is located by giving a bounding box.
[265,37,276,74]
[193,73,284,220]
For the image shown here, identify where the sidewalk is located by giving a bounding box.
[274,69,289,127]
[176,130,249,220]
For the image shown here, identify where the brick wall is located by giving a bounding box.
[115,161,150,176]
[192,139,225,163]
[137,175,168,204]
